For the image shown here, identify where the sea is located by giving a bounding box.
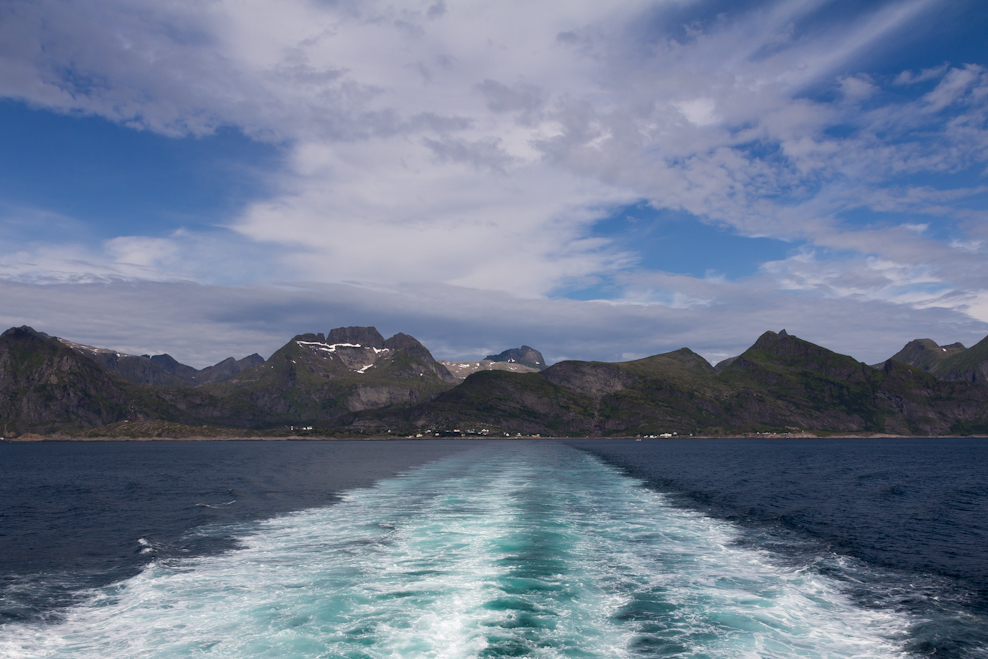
[0,437,986,658]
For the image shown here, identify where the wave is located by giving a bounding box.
[195,500,237,509]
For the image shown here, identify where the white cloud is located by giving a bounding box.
[1,0,988,352]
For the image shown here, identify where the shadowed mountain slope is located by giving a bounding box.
[60,338,264,386]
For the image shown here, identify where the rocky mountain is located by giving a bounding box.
[887,335,988,384]
[59,338,264,386]
[439,345,547,381]
[58,339,188,387]
[485,345,547,370]
[6,325,988,437]
[202,326,457,422]
[1,327,284,434]
[348,330,988,437]
[0,327,136,435]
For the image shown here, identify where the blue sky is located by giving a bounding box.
[1,0,987,366]
[0,101,281,241]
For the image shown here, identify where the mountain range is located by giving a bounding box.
[2,325,988,438]
[58,338,264,386]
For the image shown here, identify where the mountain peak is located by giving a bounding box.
[751,330,833,359]
[384,332,424,351]
[484,345,547,370]
[1,325,51,340]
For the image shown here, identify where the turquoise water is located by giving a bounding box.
[1,442,913,658]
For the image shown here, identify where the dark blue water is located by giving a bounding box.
[1,438,986,657]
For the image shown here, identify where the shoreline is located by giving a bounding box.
[5,432,987,442]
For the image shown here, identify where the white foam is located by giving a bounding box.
[195,500,236,509]
[0,444,914,659]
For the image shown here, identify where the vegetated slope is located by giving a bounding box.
[886,334,988,385]
[717,331,988,435]
[887,338,966,372]
[203,327,458,424]
[346,331,988,437]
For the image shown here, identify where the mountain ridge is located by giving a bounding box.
[344,330,988,438]
[5,325,988,437]
[58,338,265,386]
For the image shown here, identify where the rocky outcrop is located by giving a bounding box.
[346,386,421,412]
[328,326,386,349]
[542,361,633,398]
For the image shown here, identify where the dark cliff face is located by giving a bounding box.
[0,327,133,434]
[542,361,633,398]
[327,326,386,349]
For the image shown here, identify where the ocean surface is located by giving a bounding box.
[0,438,986,658]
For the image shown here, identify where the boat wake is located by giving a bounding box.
[0,442,922,658]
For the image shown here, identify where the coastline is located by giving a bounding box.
[5,431,985,442]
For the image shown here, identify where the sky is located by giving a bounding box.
[1,0,988,367]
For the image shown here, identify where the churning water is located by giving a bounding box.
[1,439,986,658]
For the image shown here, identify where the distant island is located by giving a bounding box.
[2,324,988,440]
